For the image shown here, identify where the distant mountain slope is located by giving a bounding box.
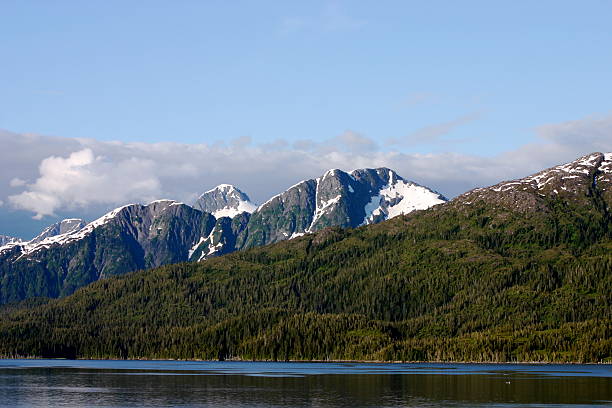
[0,235,21,247]
[0,167,444,304]
[240,168,446,248]
[29,219,86,245]
[0,152,609,362]
[456,152,611,211]
[0,200,216,302]
[194,184,257,218]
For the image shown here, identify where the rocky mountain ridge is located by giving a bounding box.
[0,235,21,247]
[0,166,445,303]
[2,153,608,305]
[0,153,610,363]
[194,184,257,218]
[240,167,446,248]
[455,152,612,212]
[29,218,86,245]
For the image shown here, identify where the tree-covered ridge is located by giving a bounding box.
[0,167,446,305]
[0,201,218,303]
[0,164,610,362]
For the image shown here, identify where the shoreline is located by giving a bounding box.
[1,356,609,365]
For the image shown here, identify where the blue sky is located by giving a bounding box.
[2,1,611,152]
[1,1,612,238]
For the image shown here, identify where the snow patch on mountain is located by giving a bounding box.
[457,152,612,210]
[30,218,86,245]
[0,204,140,258]
[307,194,342,232]
[490,152,603,193]
[196,184,257,218]
[188,236,206,260]
[200,225,224,261]
[148,199,184,206]
[599,152,612,172]
[597,152,612,188]
[363,178,446,225]
[0,235,22,247]
[213,200,257,218]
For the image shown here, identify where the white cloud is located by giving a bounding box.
[9,148,161,219]
[9,178,26,187]
[1,111,611,220]
[536,113,612,151]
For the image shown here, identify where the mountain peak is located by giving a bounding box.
[204,184,238,194]
[456,152,612,212]
[195,184,257,218]
[492,152,605,193]
[357,169,446,225]
[30,218,86,245]
[0,235,22,247]
[245,166,447,247]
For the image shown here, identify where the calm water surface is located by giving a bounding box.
[0,360,610,407]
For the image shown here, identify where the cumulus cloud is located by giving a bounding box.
[536,114,612,151]
[9,178,26,187]
[9,149,161,219]
[1,111,611,221]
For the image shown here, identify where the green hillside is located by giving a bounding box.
[0,181,610,362]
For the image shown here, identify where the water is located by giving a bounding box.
[0,360,610,407]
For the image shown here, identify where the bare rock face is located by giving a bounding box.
[597,153,612,204]
[195,184,257,218]
[30,219,86,244]
[3,153,611,306]
[0,200,216,303]
[188,212,250,262]
[240,168,446,248]
[0,165,447,304]
[455,152,612,212]
[1,153,611,307]
[0,235,21,247]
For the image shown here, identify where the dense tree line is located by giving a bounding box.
[0,192,610,362]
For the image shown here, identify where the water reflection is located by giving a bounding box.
[0,361,610,407]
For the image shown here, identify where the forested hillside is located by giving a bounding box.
[0,153,610,362]
[0,167,444,304]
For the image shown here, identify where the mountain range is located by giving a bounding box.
[0,235,21,247]
[0,152,609,362]
[0,167,445,304]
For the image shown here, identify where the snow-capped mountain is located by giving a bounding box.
[5,153,611,306]
[30,218,86,244]
[0,199,218,302]
[456,152,612,211]
[188,213,250,262]
[0,235,21,247]
[241,168,446,248]
[0,166,446,304]
[195,184,257,218]
[360,169,447,224]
